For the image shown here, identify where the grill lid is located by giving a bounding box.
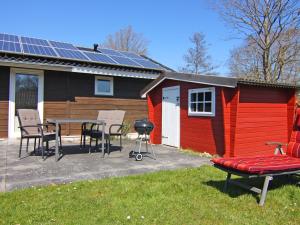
[134,119,154,135]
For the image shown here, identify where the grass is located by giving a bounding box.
[0,166,299,225]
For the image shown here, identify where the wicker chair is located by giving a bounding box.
[17,109,62,159]
[81,110,125,154]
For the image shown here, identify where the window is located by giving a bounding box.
[188,87,215,116]
[94,76,114,96]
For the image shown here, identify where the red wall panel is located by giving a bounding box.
[233,85,295,157]
[148,80,225,155]
[147,79,295,157]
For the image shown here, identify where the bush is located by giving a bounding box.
[121,120,131,136]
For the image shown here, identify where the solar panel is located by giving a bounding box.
[22,44,57,57]
[110,56,142,67]
[84,51,117,64]
[119,51,144,59]
[55,48,89,60]
[21,36,50,46]
[0,41,22,53]
[49,41,77,50]
[133,59,163,69]
[0,33,164,70]
[0,33,19,42]
[99,48,124,57]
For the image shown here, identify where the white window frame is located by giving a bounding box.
[94,75,114,96]
[188,87,215,117]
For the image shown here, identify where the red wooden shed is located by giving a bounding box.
[141,72,297,157]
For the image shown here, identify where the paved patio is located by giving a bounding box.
[0,138,210,192]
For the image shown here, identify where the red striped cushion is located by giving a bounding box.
[287,131,300,158]
[287,142,300,158]
[212,155,300,174]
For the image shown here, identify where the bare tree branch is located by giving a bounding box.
[213,0,300,82]
[101,25,149,55]
[180,32,215,75]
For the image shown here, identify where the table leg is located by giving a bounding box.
[102,123,105,158]
[55,122,59,161]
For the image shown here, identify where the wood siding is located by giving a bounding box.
[44,70,152,101]
[148,80,225,155]
[0,66,9,137]
[233,85,295,157]
[147,79,295,157]
[0,101,8,137]
[44,97,148,135]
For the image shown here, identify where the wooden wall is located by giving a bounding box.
[0,101,8,137]
[148,79,225,155]
[0,66,9,138]
[232,85,295,157]
[147,79,295,157]
[44,97,148,135]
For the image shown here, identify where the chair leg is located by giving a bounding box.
[59,135,63,150]
[89,137,92,154]
[223,173,231,192]
[108,137,110,155]
[19,138,23,158]
[41,141,45,160]
[96,138,99,153]
[259,176,273,206]
[34,138,36,152]
[46,141,50,157]
[80,133,83,148]
[26,138,29,153]
[83,135,86,148]
[120,135,122,151]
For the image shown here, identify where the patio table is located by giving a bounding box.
[47,118,106,161]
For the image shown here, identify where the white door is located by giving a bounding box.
[8,68,44,138]
[162,86,180,147]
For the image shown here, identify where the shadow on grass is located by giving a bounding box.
[204,175,300,203]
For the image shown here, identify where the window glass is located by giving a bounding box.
[198,92,204,101]
[191,93,197,102]
[96,79,111,93]
[197,102,204,112]
[191,103,197,112]
[205,103,212,112]
[205,92,211,101]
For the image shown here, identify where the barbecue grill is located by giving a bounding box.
[129,119,156,161]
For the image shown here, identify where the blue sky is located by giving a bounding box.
[0,0,242,75]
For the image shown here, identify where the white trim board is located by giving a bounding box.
[8,68,44,138]
[72,66,159,79]
[0,60,160,80]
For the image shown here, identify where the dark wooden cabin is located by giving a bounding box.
[0,33,169,138]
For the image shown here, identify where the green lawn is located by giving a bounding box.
[0,166,299,225]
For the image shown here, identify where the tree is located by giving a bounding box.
[214,0,300,82]
[102,25,149,55]
[229,38,262,79]
[181,32,214,74]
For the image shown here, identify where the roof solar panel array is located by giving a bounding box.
[0,33,164,70]
[21,37,50,46]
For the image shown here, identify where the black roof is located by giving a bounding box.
[141,72,298,97]
[0,32,172,73]
[0,52,164,75]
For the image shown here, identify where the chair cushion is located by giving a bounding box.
[97,110,125,133]
[212,155,300,174]
[287,131,300,158]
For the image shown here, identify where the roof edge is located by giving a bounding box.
[140,72,237,98]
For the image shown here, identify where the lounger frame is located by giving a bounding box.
[214,164,300,206]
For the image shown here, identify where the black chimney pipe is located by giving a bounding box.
[93,43,99,51]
